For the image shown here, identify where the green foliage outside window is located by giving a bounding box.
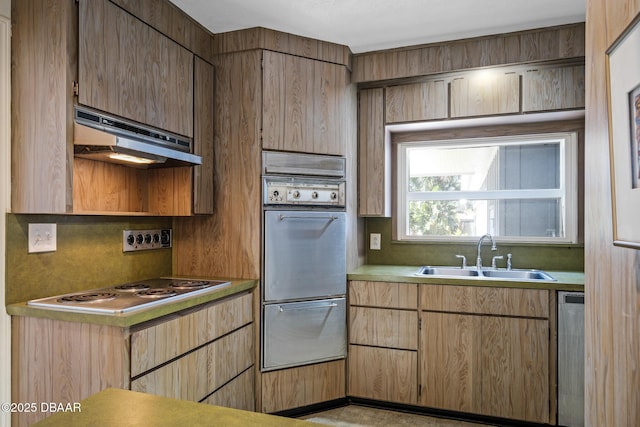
[408,176,463,236]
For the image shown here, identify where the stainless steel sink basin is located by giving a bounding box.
[481,269,556,281]
[415,266,556,281]
[416,266,481,277]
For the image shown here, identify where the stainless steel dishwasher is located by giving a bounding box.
[557,291,585,427]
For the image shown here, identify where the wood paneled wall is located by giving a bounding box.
[213,27,351,68]
[352,23,585,83]
[585,0,640,426]
[172,50,263,279]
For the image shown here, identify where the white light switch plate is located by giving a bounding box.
[28,223,57,253]
[370,233,381,250]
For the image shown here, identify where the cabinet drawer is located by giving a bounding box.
[131,292,253,377]
[131,323,254,401]
[349,306,418,350]
[349,281,418,309]
[348,345,417,404]
[420,285,549,318]
[202,366,255,411]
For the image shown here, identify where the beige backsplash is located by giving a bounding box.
[5,214,172,304]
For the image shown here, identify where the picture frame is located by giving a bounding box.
[607,14,640,249]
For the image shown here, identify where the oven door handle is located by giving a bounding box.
[278,302,338,312]
[278,214,338,222]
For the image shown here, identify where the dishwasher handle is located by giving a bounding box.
[562,293,584,304]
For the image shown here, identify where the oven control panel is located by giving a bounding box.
[264,179,345,207]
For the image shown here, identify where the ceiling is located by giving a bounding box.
[168,0,585,54]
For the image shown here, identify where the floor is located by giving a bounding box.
[300,405,498,427]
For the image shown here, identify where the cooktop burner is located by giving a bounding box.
[27,278,232,314]
[59,292,117,304]
[136,288,178,298]
[170,280,210,289]
[114,283,151,292]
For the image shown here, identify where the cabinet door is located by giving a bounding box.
[193,57,215,214]
[480,316,549,423]
[262,51,347,155]
[522,64,585,112]
[450,72,520,118]
[420,312,481,413]
[385,81,447,123]
[79,0,193,137]
[348,345,418,404]
[357,88,390,216]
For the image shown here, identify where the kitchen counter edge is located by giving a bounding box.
[5,279,258,328]
[347,265,584,291]
[31,388,312,427]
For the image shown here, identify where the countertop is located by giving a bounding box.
[31,388,313,427]
[5,278,257,328]
[348,265,584,291]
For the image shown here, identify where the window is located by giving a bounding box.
[396,133,578,243]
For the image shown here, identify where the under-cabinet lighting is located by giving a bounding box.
[108,153,158,165]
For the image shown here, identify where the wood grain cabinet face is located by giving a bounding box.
[522,64,586,112]
[347,281,419,404]
[12,0,212,215]
[357,88,390,217]
[419,284,551,424]
[129,293,255,408]
[79,0,194,137]
[385,81,448,123]
[450,72,520,118]
[192,57,215,214]
[262,50,347,156]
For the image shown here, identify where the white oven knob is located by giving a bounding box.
[292,190,300,199]
[311,191,318,199]
[330,192,337,200]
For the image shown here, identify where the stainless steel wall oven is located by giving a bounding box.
[261,151,347,371]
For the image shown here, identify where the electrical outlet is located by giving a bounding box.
[123,229,172,252]
[370,233,381,250]
[28,223,57,253]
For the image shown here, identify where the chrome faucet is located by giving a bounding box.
[476,234,497,269]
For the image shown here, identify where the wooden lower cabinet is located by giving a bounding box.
[420,285,552,424]
[347,281,554,425]
[11,292,255,427]
[131,323,254,402]
[420,312,550,423]
[347,281,419,405]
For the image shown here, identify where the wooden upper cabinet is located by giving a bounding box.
[358,88,390,217]
[450,71,520,118]
[193,57,215,214]
[78,0,194,137]
[11,0,77,214]
[262,51,347,156]
[522,64,585,112]
[385,81,447,123]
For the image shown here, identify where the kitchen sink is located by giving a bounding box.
[415,266,481,277]
[415,266,556,281]
[481,269,556,281]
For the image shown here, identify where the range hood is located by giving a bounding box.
[73,106,202,168]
